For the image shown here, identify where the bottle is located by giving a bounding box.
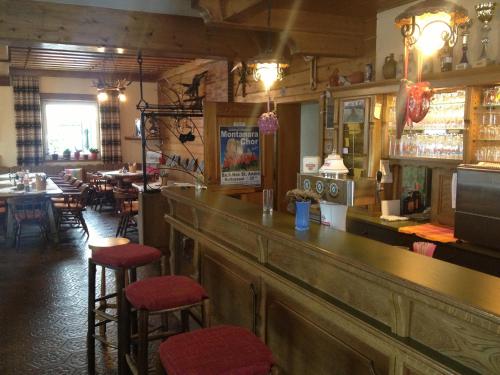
[440,44,453,72]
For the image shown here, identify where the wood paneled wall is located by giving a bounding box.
[158,52,374,183]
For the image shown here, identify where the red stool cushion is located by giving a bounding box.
[125,275,207,311]
[159,325,274,375]
[91,243,161,268]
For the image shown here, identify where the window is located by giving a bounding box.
[43,100,99,157]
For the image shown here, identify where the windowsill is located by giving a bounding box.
[44,159,102,163]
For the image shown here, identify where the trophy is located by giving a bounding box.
[474,2,496,67]
[456,19,473,70]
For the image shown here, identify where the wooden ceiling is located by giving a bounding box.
[0,0,417,78]
[8,47,193,80]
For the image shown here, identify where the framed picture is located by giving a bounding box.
[342,99,365,124]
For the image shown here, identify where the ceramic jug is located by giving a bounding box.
[382,53,397,79]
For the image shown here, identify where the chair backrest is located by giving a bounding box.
[8,195,48,222]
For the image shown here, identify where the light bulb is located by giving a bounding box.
[414,12,452,56]
[97,91,108,102]
[255,63,279,91]
[119,93,127,102]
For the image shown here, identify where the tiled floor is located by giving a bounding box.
[0,207,160,374]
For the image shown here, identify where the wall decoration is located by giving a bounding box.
[342,99,365,124]
[219,124,261,186]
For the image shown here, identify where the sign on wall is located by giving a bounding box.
[219,123,261,186]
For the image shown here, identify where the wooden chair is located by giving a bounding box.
[88,175,115,212]
[8,195,50,250]
[53,184,91,235]
[113,188,139,237]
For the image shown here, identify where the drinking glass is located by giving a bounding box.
[263,189,273,214]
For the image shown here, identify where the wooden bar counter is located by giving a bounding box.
[162,186,500,375]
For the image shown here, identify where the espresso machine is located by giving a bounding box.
[298,153,376,231]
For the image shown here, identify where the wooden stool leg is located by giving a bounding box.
[181,310,190,332]
[137,310,149,375]
[116,268,128,375]
[202,298,210,328]
[129,267,138,356]
[120,287,131,375]
[87,259,96,375]
[98,266,107,337]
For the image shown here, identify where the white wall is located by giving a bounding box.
[0,86,16,166]
[376,0,500,81]
[0,77,157,166]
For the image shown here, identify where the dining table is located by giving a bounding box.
[0,177,62,246]
[98,169,150,187]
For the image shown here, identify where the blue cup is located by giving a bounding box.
[295,200,311,231]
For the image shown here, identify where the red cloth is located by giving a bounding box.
[159,325,274,375]
[399,223,457,243]
[91,243,161,268]
[125,275,207,311]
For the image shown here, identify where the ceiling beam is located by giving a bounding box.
[286,31,364,58]
[9,68,160,82]
[0,0,264,60]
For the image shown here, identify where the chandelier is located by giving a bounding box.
[247,0,289,90]
[95,78,130,102]
[93,52,131,102]
[395,0,469,56]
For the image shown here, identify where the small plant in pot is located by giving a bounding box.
[285,189,320,231]
[89,148,99,160]
[74,149,82,160]
[51,152,59,161]
[62,148,71,160]
[83,154,89,160]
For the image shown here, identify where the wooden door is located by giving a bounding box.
[276,103,301,212]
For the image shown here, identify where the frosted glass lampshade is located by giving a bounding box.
[319,153,349,176]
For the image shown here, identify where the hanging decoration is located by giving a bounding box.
[394,0,469,139]
[258,110,279,134]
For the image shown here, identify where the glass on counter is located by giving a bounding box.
[482,86,500,107]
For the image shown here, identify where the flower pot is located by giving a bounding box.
[74,152,80,160]
[51,154,59,161]
[295,200,311,231]
[83,154,89,160]
[63,152,71,160]
[90,152,98,160]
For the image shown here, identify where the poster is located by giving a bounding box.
[220,124,261,186]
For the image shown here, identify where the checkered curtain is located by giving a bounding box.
[13,76,43,166]
[99,93,122,163]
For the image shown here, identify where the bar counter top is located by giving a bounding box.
[163,186,500,318]
[162,187,500,374]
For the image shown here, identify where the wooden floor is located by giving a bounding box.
[0,207,160,374]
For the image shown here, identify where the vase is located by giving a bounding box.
[295,200,311,231]
[382,53,397,79]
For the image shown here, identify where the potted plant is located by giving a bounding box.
[89,148,99,160]
[74,149,82,160]
[51,152,59,161]
[285,189,320,231]
[83,154,89,160]
[62,148,71,160]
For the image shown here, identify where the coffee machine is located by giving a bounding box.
[298,153,376,231]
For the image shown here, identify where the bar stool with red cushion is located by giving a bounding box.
[158,325,277,375]
[121,275,210,375]
[87,243,162,375]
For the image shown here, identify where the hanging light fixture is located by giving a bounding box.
[395,0,469,57]
[93,52,131,102]
[247,0,289,90]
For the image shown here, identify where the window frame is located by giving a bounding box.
[41,93,100,161]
